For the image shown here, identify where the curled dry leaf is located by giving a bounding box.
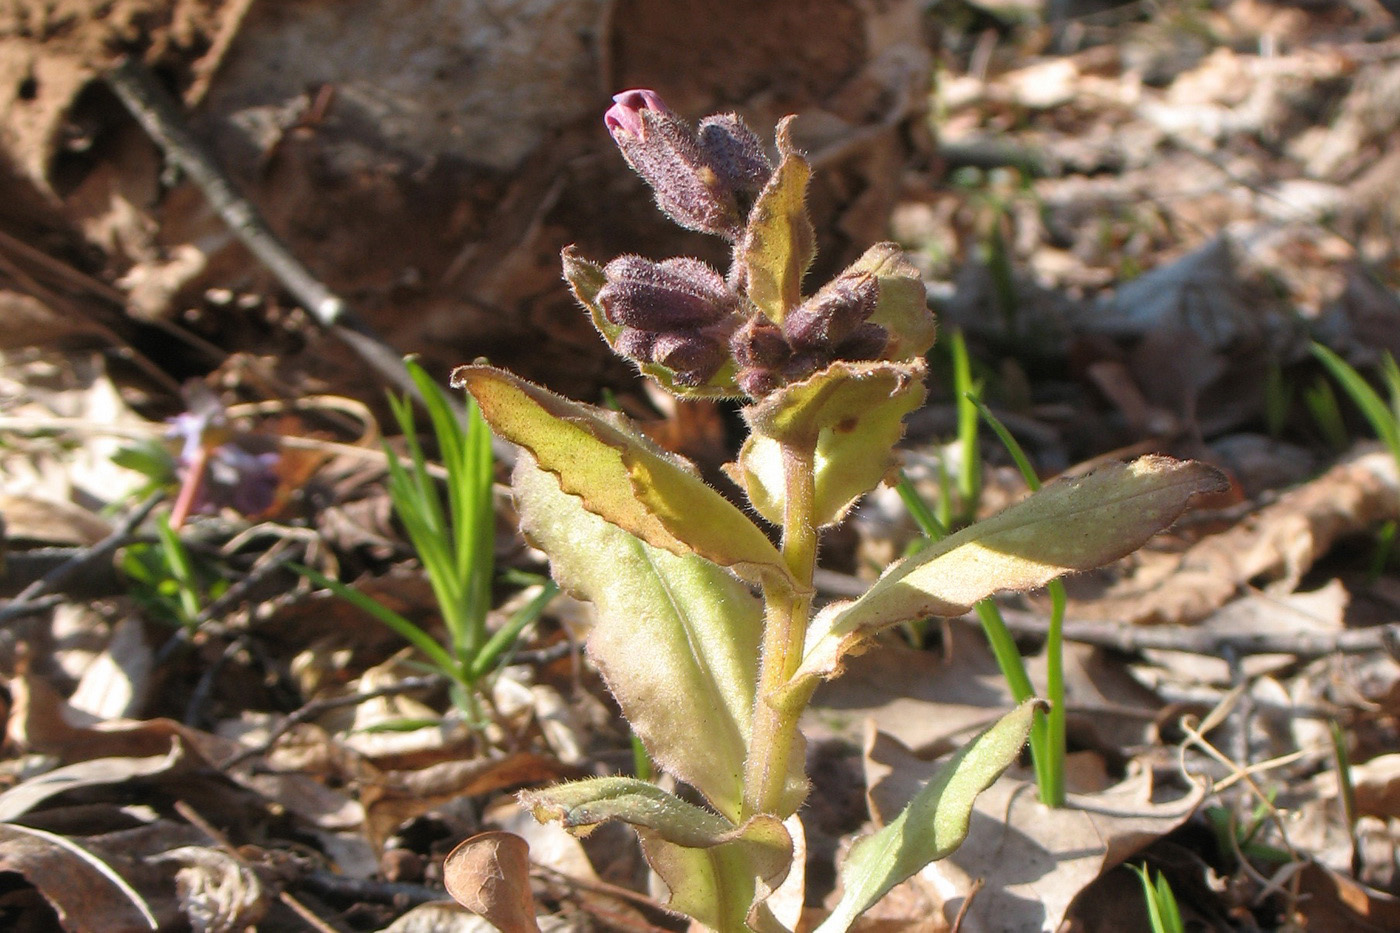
[0,822,159,933]
[443,831,541,933]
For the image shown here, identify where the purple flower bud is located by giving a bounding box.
[613,327,656,363]
[697,114,772,197]
[598,255,736,331]
[729,316,790,370]
[604,89,746,238]
[783,273,879,351]
[737,366,782,398]
[651,333,728,385]
[833,322,889,361]
[605,89,672,140]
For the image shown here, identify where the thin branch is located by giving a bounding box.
[0,492,162,623]
[101,57,516,462]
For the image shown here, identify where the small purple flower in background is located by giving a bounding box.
[166,383,282,526]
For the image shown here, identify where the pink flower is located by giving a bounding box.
[604,89,671,139]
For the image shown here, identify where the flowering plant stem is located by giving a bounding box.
[444,89,1225,931]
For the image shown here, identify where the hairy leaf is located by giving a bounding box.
[455,365,790,589]
[730,360,928,526]
[523,777,791,931]
[793,457,1227,687]
[741,117,814,325]
[514,458,775,819]
[816,700,1042,933]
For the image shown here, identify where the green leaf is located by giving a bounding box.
[845,242,937,361]
[562,246,741,399]
[816,700,1042,933]
[514,457,792,820]
[454,365,793,590]
[730,360,928,527]
[792,456,1226,688]
[523,777,791,932]
[741,117,815,325]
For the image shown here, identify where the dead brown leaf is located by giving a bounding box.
[443,830,541,933]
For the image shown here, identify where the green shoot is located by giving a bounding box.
[1304,375,1351,454]
[971,395,1068,807]
[1311,343,1400,465]
[950,329,983,527]
[121,513,227,632]
[1131,864,1185,933]
[299,358,556,723]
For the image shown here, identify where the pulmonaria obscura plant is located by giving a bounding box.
[445,90,1225,932]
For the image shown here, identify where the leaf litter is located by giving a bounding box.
[2,0,1400,930]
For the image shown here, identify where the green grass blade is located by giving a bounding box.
[294,563,461,678]
[896,472,948,541]
[950,329,982,523]
[1312,343,1400,462]
[467,581,559,681]
[154,513,201,625]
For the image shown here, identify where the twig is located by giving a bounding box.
[101,57,517,464]
[175,800,346,933]
[299,871,444,908]
[0,492,162,623]
[221,674,452,770]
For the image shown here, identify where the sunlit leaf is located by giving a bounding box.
[454,365,792,590]
[514,458,804,819]
[847,242,937,361]
[741,118,814,326]
[792,457,1226,689]
[816,700,1041,933]
[730,360,928,527]
[522,777,791,932]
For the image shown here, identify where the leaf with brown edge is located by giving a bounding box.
[789,457,1228,691]
[452,364,793,591]
[741,117,814,326]
[729,360,928,527]
[848,242,938,361]
[443,831,540,933]
[522,777,792,932]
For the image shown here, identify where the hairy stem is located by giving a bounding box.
[741,441,818,820]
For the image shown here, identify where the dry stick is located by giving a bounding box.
[221,674,451,770]
[174,799,346,933]
[101,57,516,465]
[0,492,163,623]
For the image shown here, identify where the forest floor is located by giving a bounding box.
[2,1,1400,931]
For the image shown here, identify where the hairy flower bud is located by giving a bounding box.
[783,273,879,351]
[729,316,790,370]
[598,256,736,331]
[613,327,656,363]
[651,332,728,385]
[833,322,889,361]
[604,89,747,238]
[697,114,772,197]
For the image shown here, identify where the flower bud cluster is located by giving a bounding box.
[730,272,888,396]
[597,255,738,386]
[589,89,900,398]
[605,90,772,239]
